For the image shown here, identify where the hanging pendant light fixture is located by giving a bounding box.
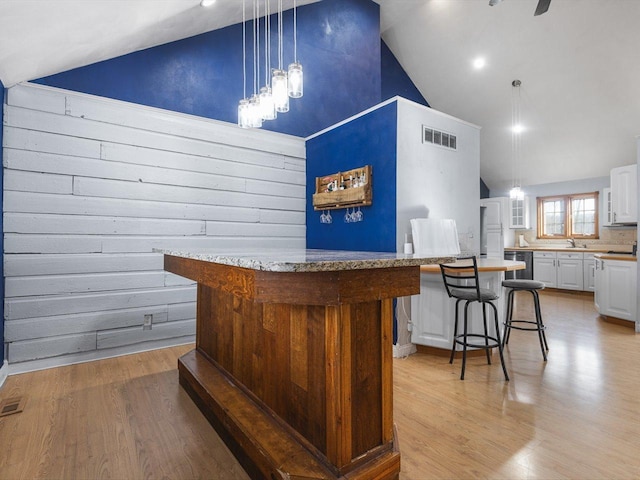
[509,79,524,199]
[248,0,263,128]
[238,0,303,128]
[287,0,303,98]
[272,0,289,112]
[260,0,276,120]
[238,0,251,128]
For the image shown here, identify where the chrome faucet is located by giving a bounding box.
[567,238,576,248]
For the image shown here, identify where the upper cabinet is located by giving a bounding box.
[610,164,637,224]
[508,196,530,229]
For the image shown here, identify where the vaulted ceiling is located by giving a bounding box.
[1,0,638,193]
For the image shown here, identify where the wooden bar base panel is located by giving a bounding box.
[165,254,423,480]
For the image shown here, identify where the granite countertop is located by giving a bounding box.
[157,248,455,273]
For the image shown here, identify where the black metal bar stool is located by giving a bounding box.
[502,279,549,361]
[440,256,509,381]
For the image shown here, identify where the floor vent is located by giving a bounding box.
[0,397,26,417]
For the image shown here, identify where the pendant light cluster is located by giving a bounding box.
[238,0,303,129]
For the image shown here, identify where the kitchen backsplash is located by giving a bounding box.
[514,227,637,250]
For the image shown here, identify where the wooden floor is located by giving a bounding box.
[0,289,638,479]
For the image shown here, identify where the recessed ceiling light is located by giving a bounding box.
[473,57,486,70]
[512,124,524,134]
[200,0,216,6]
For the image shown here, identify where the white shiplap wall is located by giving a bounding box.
[3,83,306,371]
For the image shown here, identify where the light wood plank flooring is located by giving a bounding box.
[0,289,638,479]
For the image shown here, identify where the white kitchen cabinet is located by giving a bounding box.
[509,196,530,229]
[610,164,637,224]
[411,268,506,350]
[556,252,584,290]
[595,258,637,321]
[534,250,585,291]
[583,253,596,292]
[533,251,557,288]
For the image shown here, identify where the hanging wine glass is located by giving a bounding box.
[326,210,332,224]
[344,207,352,223]
[355,206,363,222]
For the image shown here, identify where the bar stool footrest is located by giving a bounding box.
[504,320,546,332]
[454,334,501,350]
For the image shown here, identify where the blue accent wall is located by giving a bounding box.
[381,40,429,107]
[306,102,397,252]
[34,0,382,138]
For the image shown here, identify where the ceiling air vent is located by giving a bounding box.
[423,125,457,151]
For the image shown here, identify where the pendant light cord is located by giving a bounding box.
[242,0,246,100]
[293,0,297,62]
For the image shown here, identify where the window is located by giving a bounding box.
[537,192,599,239]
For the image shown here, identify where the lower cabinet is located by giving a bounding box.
[410,271,506,350]
[533,251,584,291]
[583,254,596,292]
[594,258,637,321]
[533,252,557,288]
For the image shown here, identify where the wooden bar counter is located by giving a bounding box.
[161,248,450,480]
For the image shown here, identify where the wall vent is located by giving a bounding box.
[422,126,457,150]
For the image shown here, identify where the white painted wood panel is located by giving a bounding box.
[4,191,262,223]
[3,126,101,158]
[4,306,169,342]
[101,142,305,180]
[73,176,305,211]
[4,234,103,254]
[96,319,196,350]
[204,222,305,237]
[5,286,197,320]
[101,236,304,253]
[5,272,166,297]
[3,83,306,367]
[3,170,73,194]
[4,253,162,276]
[4,147,249,193]
[4,213,206,236]
[167,302,196,321]
[9,333,97,363]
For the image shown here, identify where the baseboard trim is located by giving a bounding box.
[393,343,416,358]
[0,361,9,389]
[6,336,195,376]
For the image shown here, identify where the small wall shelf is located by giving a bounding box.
[312,165,372,211]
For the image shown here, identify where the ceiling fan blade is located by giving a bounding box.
[534,0,551,16]
[489,0,502,6]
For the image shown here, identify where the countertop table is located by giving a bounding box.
[161,248,452,480]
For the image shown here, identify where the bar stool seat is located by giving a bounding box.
[440,257,509,381]
[502,279,549,361]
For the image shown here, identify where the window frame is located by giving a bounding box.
[537,192,599,240]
